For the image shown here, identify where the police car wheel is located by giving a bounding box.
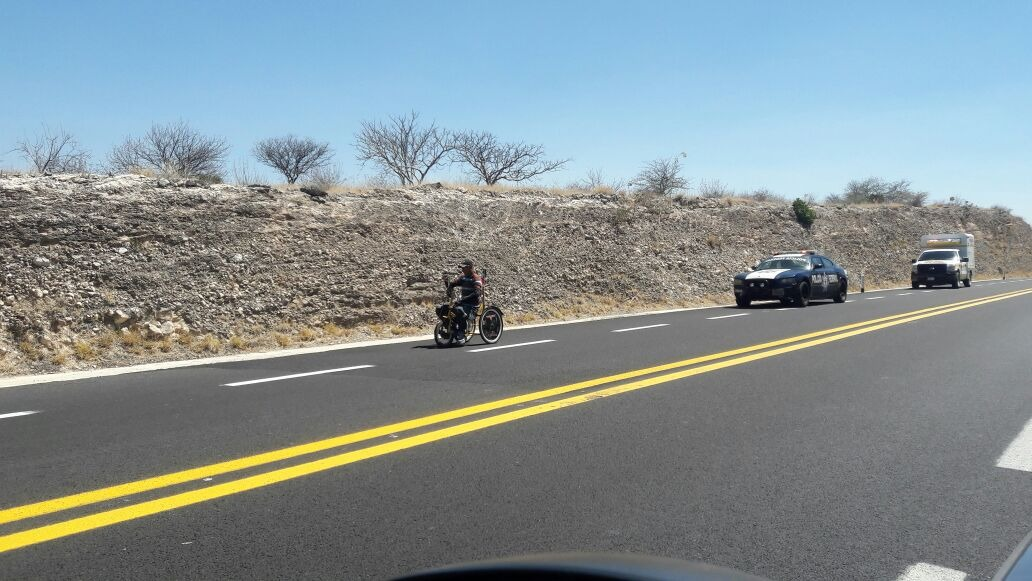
[735,296,751,308]
[912,282,920,289]
[951,276,960,289]
[796,283,810,308]
[833,282,847,303]
[780,298,793,306]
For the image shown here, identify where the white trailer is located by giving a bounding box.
[912,233,975,288]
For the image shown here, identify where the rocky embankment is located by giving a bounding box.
[1,173,1029,375]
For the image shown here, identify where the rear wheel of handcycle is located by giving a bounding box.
[433,321,451,347]
[479,307,504,344]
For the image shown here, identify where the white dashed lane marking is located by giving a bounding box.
[898,292,913,296]
[865,296,886,300]
[0,411,40,421]
[895,562,966,581]
[222,365,375,386]
[997,417,1032,472]
[611,323,669,333]
[468,340,556,353]
[706,313,749,320]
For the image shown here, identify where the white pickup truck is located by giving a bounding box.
[911,233,974,289]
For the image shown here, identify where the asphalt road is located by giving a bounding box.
[1,279,1031,580]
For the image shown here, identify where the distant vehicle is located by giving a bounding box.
[911,233,974,289]
[732,250,848,308]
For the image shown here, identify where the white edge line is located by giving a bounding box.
[468,339,555,353]
[611,323,670,333]
[996,417,1032,472]
[0,277,1024,390]
[222,365,375,387]
[895,562,967,581]
[706,313,749,320]
[0,410,40,420]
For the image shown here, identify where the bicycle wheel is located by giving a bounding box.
[479,307,503,344]
[433,321,451,347]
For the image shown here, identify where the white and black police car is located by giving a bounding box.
[733,251,848,308]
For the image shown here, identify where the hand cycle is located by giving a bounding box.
[433,269,504,347]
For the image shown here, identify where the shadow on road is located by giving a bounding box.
[720,301,839,311]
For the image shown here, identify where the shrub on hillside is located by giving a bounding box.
[792,198,816,227]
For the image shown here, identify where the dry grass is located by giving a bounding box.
[73,341,98,360]
[192,335,221,354]
[705,234,722,249]
[50,352,68,366]
[228,335,247,349]
[0,357,17,375]
[322,322,345,337]
[297,327,317,342]
[17,340,42,361]
[301,180,619,199]
[157,339,174,352]
[274,333,291,347]
[120,330,145,348]
[177,332,194,347]
[96,330,118,349]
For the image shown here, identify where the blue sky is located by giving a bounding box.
[2,0,1030,218]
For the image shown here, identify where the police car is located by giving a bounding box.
[733,251,848,308]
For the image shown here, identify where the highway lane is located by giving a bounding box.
[1,279,1031,579]
[0,280,1027,503]
[0,282,1028,506]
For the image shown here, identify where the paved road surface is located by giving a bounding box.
[1,280,1031,580]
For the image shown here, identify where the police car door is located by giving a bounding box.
[810,256,829,298]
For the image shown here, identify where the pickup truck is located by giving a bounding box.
[911,233,974,289]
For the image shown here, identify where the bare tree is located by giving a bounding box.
[108,121,229,179]
[452,131,568,185]
[746,188,787,203]
[252,135,333,184]
[630,157,689,196]
[843,177,927,206]
[14,125,90,173]
[355,112,453,185]
[306,164,345,190]
[697,179,734,198]
[569,169,626,194]
[231,160,266,185]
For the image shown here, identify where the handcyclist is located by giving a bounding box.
[446,259,483,345]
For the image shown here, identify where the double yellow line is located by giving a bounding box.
[1,288,1029,553]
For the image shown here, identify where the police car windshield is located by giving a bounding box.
[756,258,810,270]
[919,250,958,261]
